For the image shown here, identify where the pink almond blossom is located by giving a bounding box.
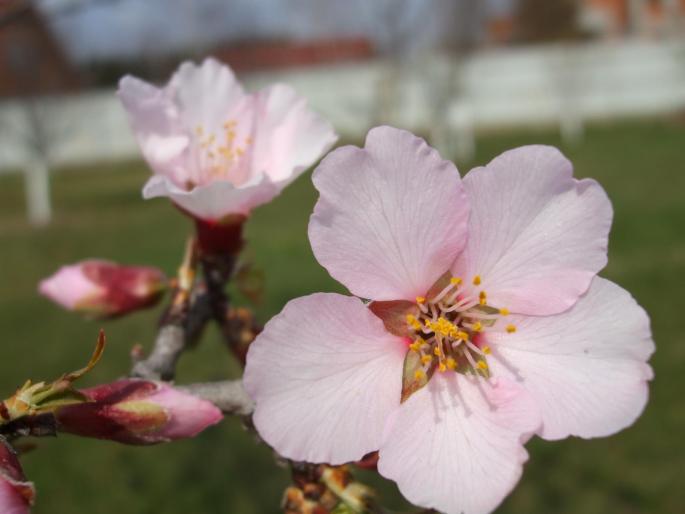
[118,57,338,222]
[244,126,654,514]
[0,439,34,514]
[56,379,223,445]
[39,260,166,318]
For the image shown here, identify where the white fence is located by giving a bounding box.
[2,37,685,170]
[1,37,684,222]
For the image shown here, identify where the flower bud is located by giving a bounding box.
[39,260,167,318]
[55,379,222,445]
[0,439,35,514]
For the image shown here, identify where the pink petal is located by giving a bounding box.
[378,373,540,514]
[488,277,654,440]
[244,293,406,465]
[0,440,33,514]
[142,174,279,221]
[309,126,469,301]
[168,57,246,132]
[250,84,338,184]
[38,263,103,310]
[147,383,223,440]
[0,480,31,514]
[453,145,612,315]
[117,75,189,183]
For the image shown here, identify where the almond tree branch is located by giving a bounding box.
[131,238,204,381]
[178,380,254,416]
[129,236,256,417]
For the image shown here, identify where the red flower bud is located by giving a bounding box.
[39,260,167,318]
[0,439,35,514]
[55,379,222,445]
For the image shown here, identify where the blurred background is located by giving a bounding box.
[0,0,683,513]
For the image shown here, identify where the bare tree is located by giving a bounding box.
[426,0,481,162]
[1,2,80,225]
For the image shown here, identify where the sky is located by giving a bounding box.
[37,0,516,62]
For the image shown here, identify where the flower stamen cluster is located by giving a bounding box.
[407,275,515,381]
[194,121,253,182]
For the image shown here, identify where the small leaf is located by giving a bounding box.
[33,389,89,410]
[331,504,357,514]
[63,329,106,382]
[0,331,106,424]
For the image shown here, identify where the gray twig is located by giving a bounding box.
[131,324,186,381]
[178,380,254,416]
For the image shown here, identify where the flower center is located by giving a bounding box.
[406,275,516,381]
[194,121,253,182]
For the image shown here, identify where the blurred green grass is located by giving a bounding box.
[0,118,683,514]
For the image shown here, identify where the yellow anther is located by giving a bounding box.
[433,346,441,356]
[479,291,487,305]
[438,362,447,373]
[472,321,483,332]
[406,314,422,331]
[506,324,517,333]
[499,308,510,316]
[195,125,204,135]
[421,354,433,365]
[482,345,492,355]
[431,317,456,336]
[477,360,488,370]
[409,341,422,352]
[472,275,481,286]
[446,357,457,370]
[450,277,462,286]
[416,296,426,304]
[414,369,426,380]
[457,331,470,341]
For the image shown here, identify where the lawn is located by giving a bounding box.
[0,118,683,514]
